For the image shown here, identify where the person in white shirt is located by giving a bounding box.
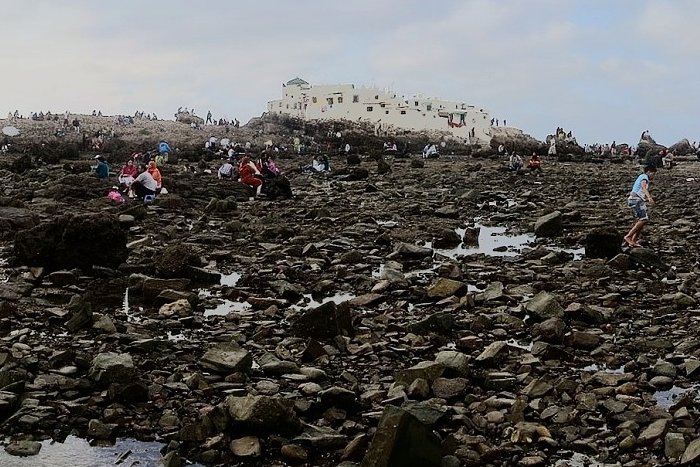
[131,164,158,200]
[218,159,235,179]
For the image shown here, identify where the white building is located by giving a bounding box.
[267,78,492,144]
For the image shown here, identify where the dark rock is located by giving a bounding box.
[226,395,301,436]
[585,228,622,259]
[407,313,454,335]
[155,244,202,278]
[88,352,136,386]
[629,247,669,271]
[360,406,442,467]
[199,343,252,374]
[290,301,354,339]
[432,229,461,249]
[14,213,128,271]
[534,211,562,237]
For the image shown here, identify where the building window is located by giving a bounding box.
[311,97,317,103]
[278,103,282,108]
[374,95,379,99]
[426,104,432,111]
[385,110,389,114]
[293,103,297,110]
[400,110,406,115]
[327,97,334,105]
[414,101,419,106]
[286,104,289,109]
[353,95,359,103]
[367,106,373,112]
[380,103,385,108]
[337,96,343,104]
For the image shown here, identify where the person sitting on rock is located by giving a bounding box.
[107,186,125,205]
[509,153,523,173]
[158,140,172,162]
[218,158,236,179]
[238,156,263,197]
[94,155,110,180]
[527,153,542,172]
[422,143,438,159]
[258,153,282,178]
[118,159,138,186]
[131,164,158,200]
[147,160,162,190]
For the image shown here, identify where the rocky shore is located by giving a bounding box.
[0,116,700,466]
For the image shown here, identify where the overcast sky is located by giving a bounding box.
[2,0,698,145]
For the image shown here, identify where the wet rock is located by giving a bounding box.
[230,436,261,457]
[294,424,347,450]
[525,292,564,320]
[154,244,202,278]
[475,341,509,365]
[427,278,467,299]
[87,419,117,439]
[638,418,670,444]
[226,394,301,435]
[14,213,128,271]
[432,229,461,248]
[407,312,454,335]
[665,432,686,460]
[585,228,622,259]
[281,444,308,462]
[361,406,442,467]
[45,270,79,287]
[653,360,677,378]
[199,343,252,374]
[434,350,470,377]
[159,299,193,317]
[290,301,354,339]
[161,451,181,467]
[629,247,669,271]
[682,436,700,464]
[342,434,368,462]
[534,211,562,237]
[394,242,433,259]
[4,440,41,457]
[532,317,566,344]
[565,331,600,350]
[65,295,93,332]
[482,281,504,302]
[395,361,445,386]
[89,352,136,386]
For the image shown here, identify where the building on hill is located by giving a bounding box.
[267,78,493,144]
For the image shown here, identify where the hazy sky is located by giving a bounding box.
[2,0,698,145]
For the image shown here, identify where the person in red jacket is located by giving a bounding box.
[239,156,263,196]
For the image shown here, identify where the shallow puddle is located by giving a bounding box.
[506,338,533,351]
[581,363,625,373]
[653,385,699,409]
[203,299,252,317]
[0,436,201,467]
[553,452,604,467]
[292,292,356,311]
[219,272,241,286]
[433,225,534,258]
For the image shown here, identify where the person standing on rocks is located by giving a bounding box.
[624,165,656,248]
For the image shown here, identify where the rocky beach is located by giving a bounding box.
[0,114,699,467]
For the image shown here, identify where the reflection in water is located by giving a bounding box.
[292,293,356,311]
[433,225,534,258]
[220,272,241,286]
[203,299,252,317]
[653,385,699,409]
[0,436,203,467]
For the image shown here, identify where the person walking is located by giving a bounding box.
[624,165,656,248]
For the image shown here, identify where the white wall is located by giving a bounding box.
[267,81,492,144]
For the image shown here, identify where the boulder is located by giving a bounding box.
[669,138,693,156]
[226,395,301,435]
[432,229,461,248]
[290,301,354,339]
[154,244,202,278]
[14,213,128,271]
[585,228,622,259]
[534,211,562,237]
[525,291,565,320]
[199,343,252,374]
[360,406,442,467]
[89,352,136,386]
[159,299,192,317]
[426,278,467,299]
[629,248,669,271]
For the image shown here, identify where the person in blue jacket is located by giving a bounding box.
[158,140,172,163]
[94,155,110,179]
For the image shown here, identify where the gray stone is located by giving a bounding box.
[482,281,504,302]
[360,406,442,467]
[226,395,301,435]
[525,292,564,320]
[290,301,354,339]
[395,361,445,386]
[4,440,41,457]
[395,242,433,259]
[475,341,508,365]
[158,299,193,318]
[682,436,700,464]
[534,211,562,237]
[532,317,566,344]
[199,343,252,374]
[407,313,454,335]
[294,425,347,450]
[426,278,467,299]
[653,361,677,378]
[638,418,670,444]
[230,436,261,457]
[665,432,686,460]
[434,350,469,376]
[88,352,136,386]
